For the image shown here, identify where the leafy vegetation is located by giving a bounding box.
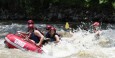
[0,0,114,15]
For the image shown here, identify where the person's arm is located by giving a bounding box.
[17,31,30,39]
[54,35,60,43]
[34,30,44,46]
[95,30,102,36]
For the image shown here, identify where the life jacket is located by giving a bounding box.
[29,30,40,43]
[46,32,60,42]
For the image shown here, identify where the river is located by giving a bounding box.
[0,22,115,58]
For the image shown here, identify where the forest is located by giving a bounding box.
[0,0,115,22]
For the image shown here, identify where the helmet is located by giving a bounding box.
[28,20,34,24]
[50,27,56,31]
[46,25,52,30]
[28,24,34,28]
[93,22,100,26]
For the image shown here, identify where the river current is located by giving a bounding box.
[0,23,115,58]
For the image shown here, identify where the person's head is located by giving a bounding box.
[46,25,52,31]
[28,24,34,32]
[27,20,34,24]
[49,27,56,35]
[93,22,100,27]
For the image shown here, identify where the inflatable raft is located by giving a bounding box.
[5,33,43,53]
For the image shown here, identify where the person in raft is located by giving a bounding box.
[42,25,53,44]
[18,20,44,37]
[46,25,52,32]
[93,22,100,33]
[17,20,35,34]
[92,22,101,39]
[27,20,39,31]
[25,24,44,47]
[45,27,60,43]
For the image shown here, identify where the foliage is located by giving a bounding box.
[0,0,114,15]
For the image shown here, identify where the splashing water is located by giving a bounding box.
[0,23,115,58]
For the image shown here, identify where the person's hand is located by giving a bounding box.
[44,38,50,40]
[24,38,29,41]
[17,31,23,35]
[36,43,41,47]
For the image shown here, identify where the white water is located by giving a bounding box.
[0,23,115,58]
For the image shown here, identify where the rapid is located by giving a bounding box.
[0,22,115,58]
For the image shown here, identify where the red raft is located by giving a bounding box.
[5,33,43,53]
